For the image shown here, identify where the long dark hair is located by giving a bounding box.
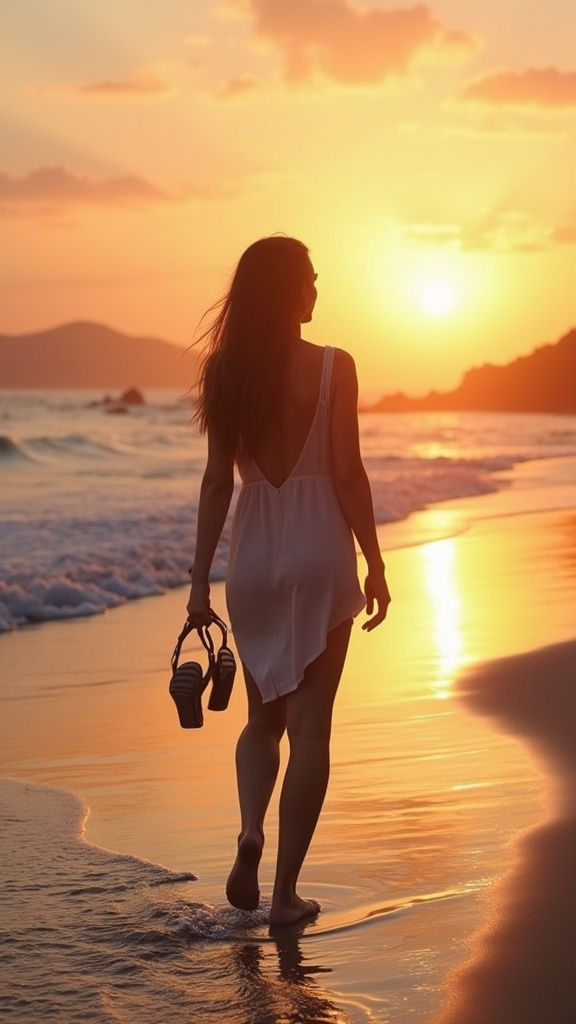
[193,236,311,465]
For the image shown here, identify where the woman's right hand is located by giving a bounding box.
[362,569,391,632]
[186,579,213,629]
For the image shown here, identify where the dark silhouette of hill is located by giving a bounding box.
[0,321,197,389]
[369,328,576,415]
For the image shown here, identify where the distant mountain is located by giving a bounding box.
[368,328,576,415]
[0,321,198,389]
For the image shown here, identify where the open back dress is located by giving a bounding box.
[225,345,365,703]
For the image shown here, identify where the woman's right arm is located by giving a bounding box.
[186,426,235,627]
[330,348,391,630]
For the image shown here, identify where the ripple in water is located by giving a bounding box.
[0,780,358,1024]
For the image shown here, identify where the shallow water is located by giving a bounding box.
[0,778,497,1024]
[2,400,576,1021]
[3,491,576,1021]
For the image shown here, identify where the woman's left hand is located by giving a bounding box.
[186,580,213,628]
[362,568,391,632]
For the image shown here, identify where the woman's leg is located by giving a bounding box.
[226,669,286,911]
[270,618,353,926]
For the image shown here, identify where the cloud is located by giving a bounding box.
[234,0,478,87]
[443,116,563,139]
[459,67,576,109]
[0,167,175,217]
[398,211,576,254]
[77,71,171,98]
[473,210,552,252]
[0,167,264,219]
[31,70,172,101]
[403,222,462,247]
[217,73,262,99]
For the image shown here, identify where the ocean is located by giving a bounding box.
[2,389,575,634]
[2,390,576,1024]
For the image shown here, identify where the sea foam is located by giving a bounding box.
[2,392,575,633]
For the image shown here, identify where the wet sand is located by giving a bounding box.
[431,638,576,1024]
[1,482,576,1022]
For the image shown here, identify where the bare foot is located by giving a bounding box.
[269,895,321,927]
[226,833,263,911]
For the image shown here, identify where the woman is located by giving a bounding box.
[187,236,391,926]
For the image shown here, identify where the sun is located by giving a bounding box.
[418,280,456,317]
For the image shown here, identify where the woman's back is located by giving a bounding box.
[250,340,326,488]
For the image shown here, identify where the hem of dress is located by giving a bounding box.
[260,601,365,705]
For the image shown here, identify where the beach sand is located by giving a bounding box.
[430,638,576,1024]
[2,471,576,1022]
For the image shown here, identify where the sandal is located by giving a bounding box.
[168,613,236,728]
[207,613,236,712]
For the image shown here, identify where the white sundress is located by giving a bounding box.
[225,346,365,703]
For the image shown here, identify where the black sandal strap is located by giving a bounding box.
[208,611,228,648]
[171,612,230,675]
[171,620,196,673]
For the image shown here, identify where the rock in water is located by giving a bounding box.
[119,387,145,405]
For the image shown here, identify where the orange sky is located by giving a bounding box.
[2,0,576,394]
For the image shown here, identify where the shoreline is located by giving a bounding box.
[2,464,575,872]
[430,637,576,1024]
[376,453,576,553]
[2,451,575,639]
[1,467,576,1022]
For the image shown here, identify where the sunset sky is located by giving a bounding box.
[2,0,576,394]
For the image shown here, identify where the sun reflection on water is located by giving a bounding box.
[421,538,466,699]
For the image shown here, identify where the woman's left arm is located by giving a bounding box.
[186,427,235,626]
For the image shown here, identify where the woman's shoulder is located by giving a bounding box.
[302,341,355,368]
[325,348,357,406]
[331,345,355,362]
[299,341,357,386]
[332,346,357,379]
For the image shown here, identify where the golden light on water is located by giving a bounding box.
[421,539,465,699]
